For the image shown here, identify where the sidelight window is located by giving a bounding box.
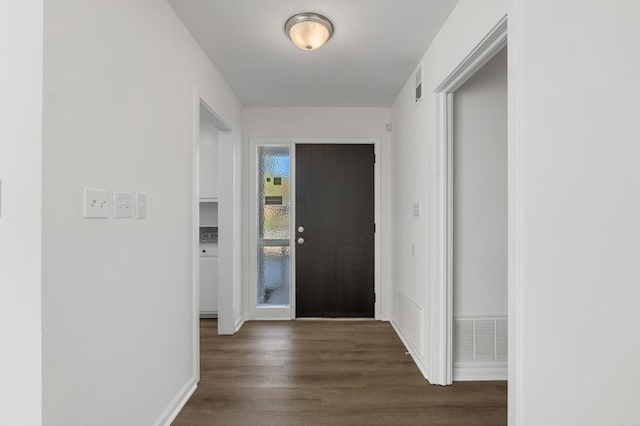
[257,146,291,307]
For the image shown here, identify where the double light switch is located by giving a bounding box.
[84,188,111,218]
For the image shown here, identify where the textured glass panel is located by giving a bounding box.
[257,245,290,306]
[257,146,290,307]
[258,147,291,240]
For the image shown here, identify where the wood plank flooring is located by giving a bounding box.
[173,320,506,425]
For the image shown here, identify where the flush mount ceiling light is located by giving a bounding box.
[285,12,334,51]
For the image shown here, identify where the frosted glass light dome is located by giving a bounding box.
[285,13,334,51]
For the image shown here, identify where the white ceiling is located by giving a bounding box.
[168,0,458,107]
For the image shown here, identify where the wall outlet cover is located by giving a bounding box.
[113,192,133,218]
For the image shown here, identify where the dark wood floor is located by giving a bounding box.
[173,320,506,425]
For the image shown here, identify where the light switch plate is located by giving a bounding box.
[84,187,111,218]
[113,192,133,218]
[135,192,147,219]
[413,202,421,217]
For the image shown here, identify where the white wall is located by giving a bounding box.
[199,119,219,199]
[42,0,241,424]
[510,1,640,424]
[0,1,43,425]
[242,107,392,319]
[390,0,507,378]
[453,49,507,316]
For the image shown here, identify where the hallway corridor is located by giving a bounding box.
[173,320,506,425]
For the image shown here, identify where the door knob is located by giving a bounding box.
[297,237,305,244]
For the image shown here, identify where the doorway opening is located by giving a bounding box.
[192,98,232,382]
[451,48,508,380]
[431,16,507,385]
[198,104,220,320]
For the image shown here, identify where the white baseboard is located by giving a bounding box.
[234,313,248,333]
[295,317,375,321]
[390,319,431,381]
[153,375,197,426]
[453,365,507,381]
[252,317,292,321]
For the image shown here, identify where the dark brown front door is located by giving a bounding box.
[295,144,375,318]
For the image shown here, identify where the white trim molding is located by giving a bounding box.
[153,375,197,426]
[430,15,508,386]
[454,365,507,381]
[234,313,248,333]
[191,89,235,386]
[390,319,431,380]
[191,89,200,383]
[507,1,523,423]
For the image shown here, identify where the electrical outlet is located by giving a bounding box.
[84,187,111,218]
[113,192,133,218]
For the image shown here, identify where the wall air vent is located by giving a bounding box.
[398,290,423,354]
[454,316,508,364]
[415,64,423,104]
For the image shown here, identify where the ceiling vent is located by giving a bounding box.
[415,64,423,105]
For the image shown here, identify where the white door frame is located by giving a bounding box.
[249,138,382,320]
[191,90,233,382]
[430,15,507,386]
